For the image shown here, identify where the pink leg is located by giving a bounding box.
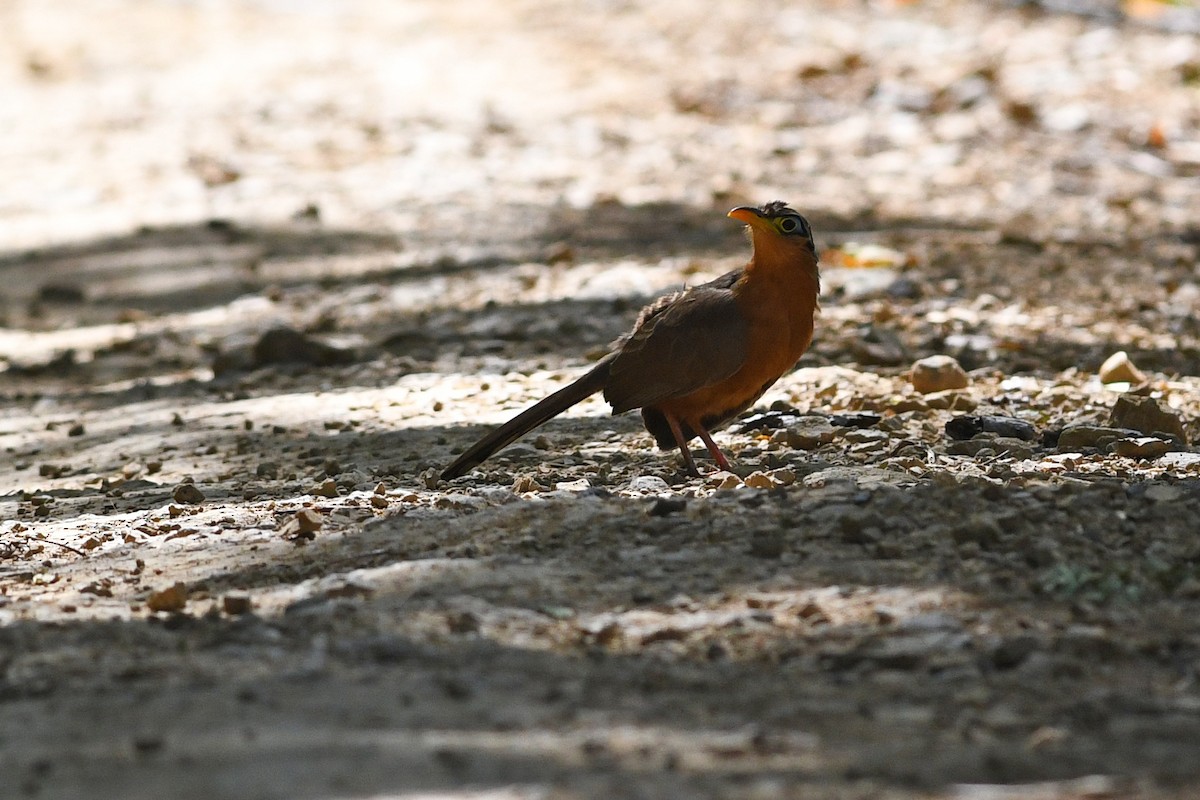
[664,413,701,477]
[696,428,733,472]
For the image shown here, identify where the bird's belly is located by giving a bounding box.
[658,320,812,428]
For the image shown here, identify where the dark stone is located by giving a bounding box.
[736,410,800,432]
[171,483,205,505]
[1109,394,1188,444]
[829,412,883,429]
[253,327,357,368]
[991,635,1040,670]
[648,497,687,516]
[946,415,984,440]
[947,414,1038,442]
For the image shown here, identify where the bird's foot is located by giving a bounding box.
[697,429,733,472]
[678,449,702,478]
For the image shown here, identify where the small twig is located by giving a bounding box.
[5,534,88,557]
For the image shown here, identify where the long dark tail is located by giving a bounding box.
[440,357,614,480]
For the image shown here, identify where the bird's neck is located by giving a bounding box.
[744,235,821,302]
[733,233,822,372]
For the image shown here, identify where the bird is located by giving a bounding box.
[441,201,820,480]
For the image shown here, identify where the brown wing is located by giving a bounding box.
[604,272,748,413]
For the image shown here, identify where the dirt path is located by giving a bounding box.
[3,1,1200,798]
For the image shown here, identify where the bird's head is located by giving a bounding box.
[727,202,817,260]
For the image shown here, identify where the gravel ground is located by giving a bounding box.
[2,1,1200,798]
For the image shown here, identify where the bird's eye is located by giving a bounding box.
[779,217,799,233]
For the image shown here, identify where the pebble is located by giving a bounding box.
[910,355,969,394]
[1112,436,1172,460]
[984,415,1038,441]
[435,493,488,510]
[277,510,324,542]
[648,497,687,516]
[736,409,800,432]
[421,468,441,489]
[312,479,340,498]
[849,440,889,457]
[779,416,836,449]
[888,396,929,413]
[222,594,253,615]
[829,413,883,429]
[1108,394,1188,444]
[499,443,539,460]
[146,582,188,613]
[743,471,775,489]
[172,483,205,505]
[946,414,1038,442]
[946,435,1035,459]
[629,475,670,493]
[290,508,324,533]
[1098,350,1146,385]
[924,390,976,411]
[512,475,541,493]
[1056,424,1137,452]
[843,429,889,445]
[252,326,356,368]
[944,416,985,441]
[802,467,862,489]
[710,471,743,490]
[767,468,797,486]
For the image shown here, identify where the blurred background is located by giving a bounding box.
[0,0,1197,362]
[3,0,1197,243]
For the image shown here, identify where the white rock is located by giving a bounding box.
[629,475,670,493]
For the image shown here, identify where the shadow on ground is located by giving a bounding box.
[3,477,1200,799]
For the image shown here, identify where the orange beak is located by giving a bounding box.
[728,206,771,233]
